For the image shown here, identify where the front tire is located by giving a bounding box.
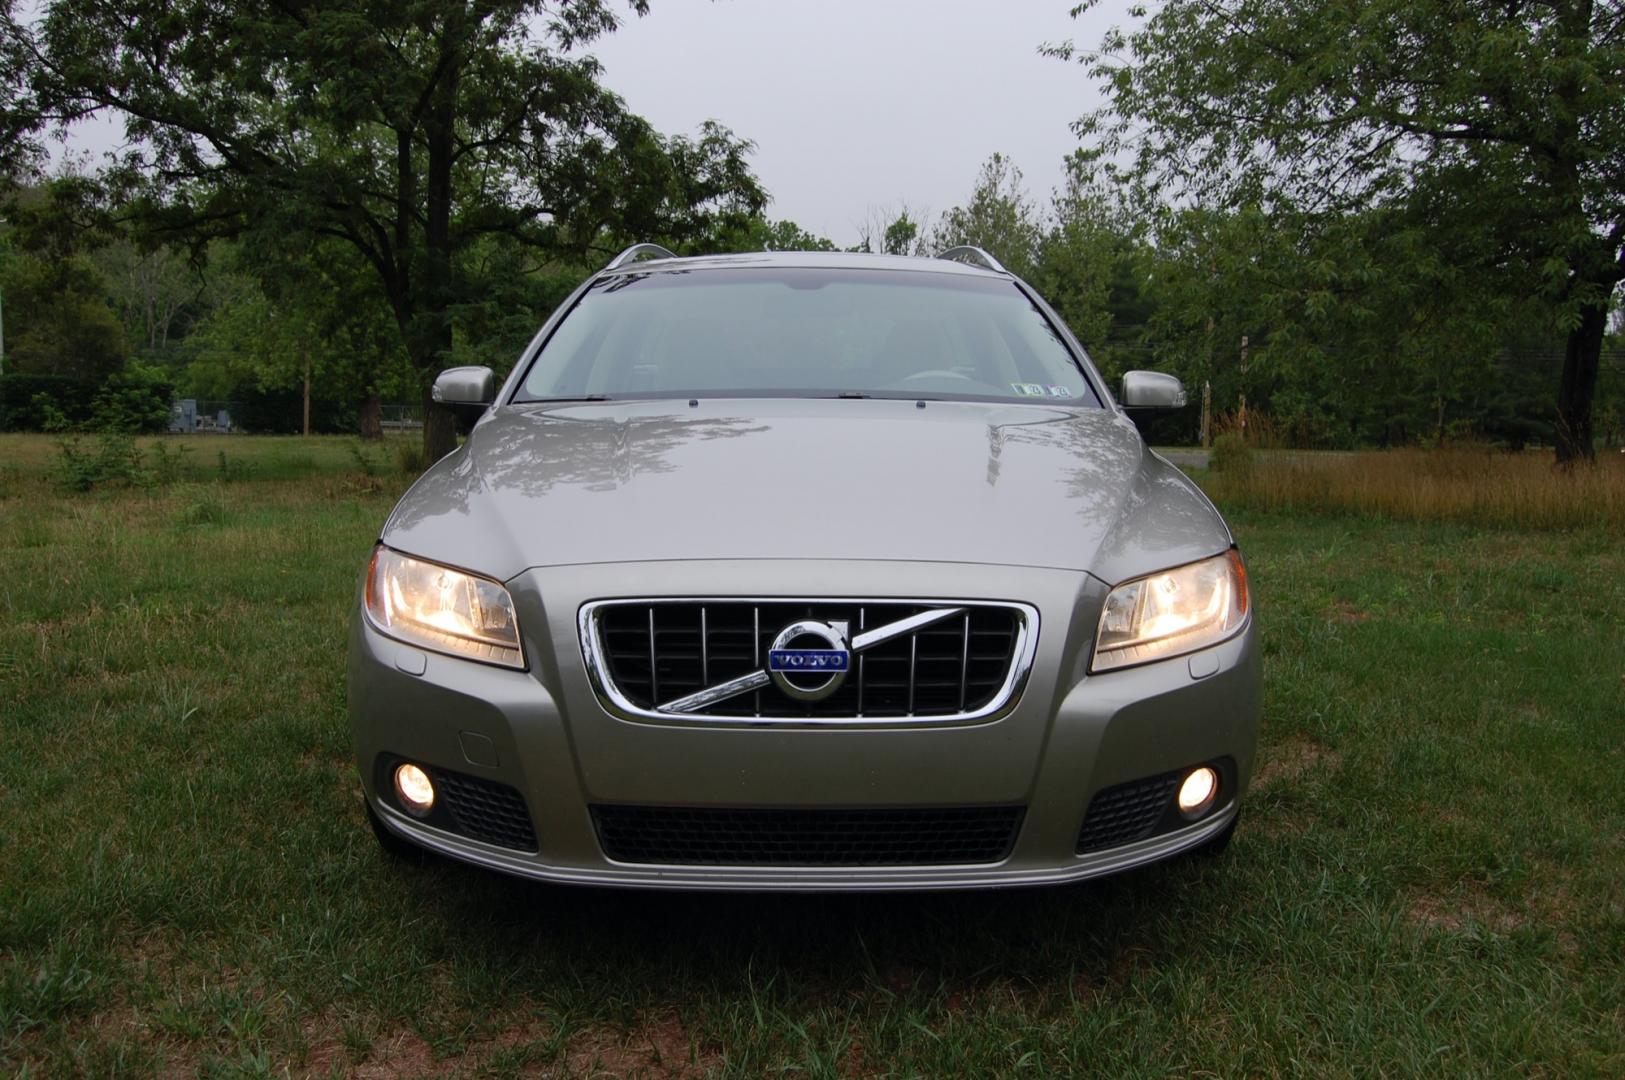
[366,800,425,861]
[1193,813,1238,857]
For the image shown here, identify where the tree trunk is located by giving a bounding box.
[1554,297,1606,465]
[302,349,311,437]
[423,383,458,462]
[357,392,383,440]
[415,31,461,464]
[408,293,458,461]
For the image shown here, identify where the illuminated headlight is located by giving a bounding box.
[1091,550,1249,672]
[364,546,524,668]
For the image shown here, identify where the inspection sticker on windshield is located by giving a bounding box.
[1012,383,1072,398]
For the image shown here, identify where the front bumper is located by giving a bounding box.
[349,559,1260,891]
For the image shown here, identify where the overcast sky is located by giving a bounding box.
[586,0,1124,247]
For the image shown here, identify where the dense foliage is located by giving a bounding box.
[2,0,766,455]
[0,1,1620,452]
[1047,0,1625,461]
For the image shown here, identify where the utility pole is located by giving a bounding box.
[1202,315,1214,445]
[0,227,6,377]
[1237,334,1250,440]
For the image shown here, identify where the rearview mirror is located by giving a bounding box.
[1121,370,1187,410]
[431,366,496,422]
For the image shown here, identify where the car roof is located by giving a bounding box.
[598,250,1010,279]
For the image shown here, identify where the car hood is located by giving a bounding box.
[381,399,1231,584]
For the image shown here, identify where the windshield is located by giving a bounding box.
[513,268,1100,405]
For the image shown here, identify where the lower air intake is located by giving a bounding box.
[1075,772,1180,854]
[591,804,1024,866]
[431,768,538,851]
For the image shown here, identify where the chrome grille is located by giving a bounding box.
[581,599,1036,722]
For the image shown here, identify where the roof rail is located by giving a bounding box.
[936,245,1009,274]
[605,242,678,270]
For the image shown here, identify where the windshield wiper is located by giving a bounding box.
[527,395,613,403]
[834,391,871,399]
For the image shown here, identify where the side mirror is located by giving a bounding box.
[431,366,496,423]
[1121,370,1187,410]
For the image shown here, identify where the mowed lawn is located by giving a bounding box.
[1,434,1621,1077]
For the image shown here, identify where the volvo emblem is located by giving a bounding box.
[767,619,850,701]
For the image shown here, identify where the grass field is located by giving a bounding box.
[2,434,1622,1077]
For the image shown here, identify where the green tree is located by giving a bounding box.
[929,154,1043,279]
[686,215,837,255]
[3,0,765,459]
[0,175,128,391]
[1032,161,1130,353]
[1137,198,1549,448]
[770,221,836,252]
[1052,0,1625,462]
[186,236,416,435]
[851,204,931,256]
[0,239,127,382]
[94,239,204,356]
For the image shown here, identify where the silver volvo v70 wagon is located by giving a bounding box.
[348,245,1260,890]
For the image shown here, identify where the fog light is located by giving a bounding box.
[1177,766,1218,818]
[393,763,436,815]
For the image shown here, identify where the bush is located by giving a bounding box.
[1210,433,1255,475]
[176,486,230,526]
[215,451,254,483]
[230,385,358,434]
[148,441,192,485]
[393,439,429,476]
[0,374,95,431]
[54,433,147,492]
[30,393,74,433]
[347,440,384,476]
[90,366,176,433]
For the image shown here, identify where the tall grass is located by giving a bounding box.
[1201,446,1625,529]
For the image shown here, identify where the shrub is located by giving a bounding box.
[348,440,383,476]
[394,439,429,476]
[1210,433,1255,476]
[230,385,358,434]
[0,374,95,431]
[1212,409,1283,449]
[90,366,176,433]
[54,433,147,492]
[149,441,192,485]
[31,394,74,433]
[215,451,253,483]
[177,487,230,526]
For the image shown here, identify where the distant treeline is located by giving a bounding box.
[2,163,1619,449]
[1,1,1620,454]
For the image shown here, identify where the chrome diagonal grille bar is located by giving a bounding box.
[579,599,1038,725]
[658,670,772,715]
[849,607,965,652]
[658,607,964,714]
